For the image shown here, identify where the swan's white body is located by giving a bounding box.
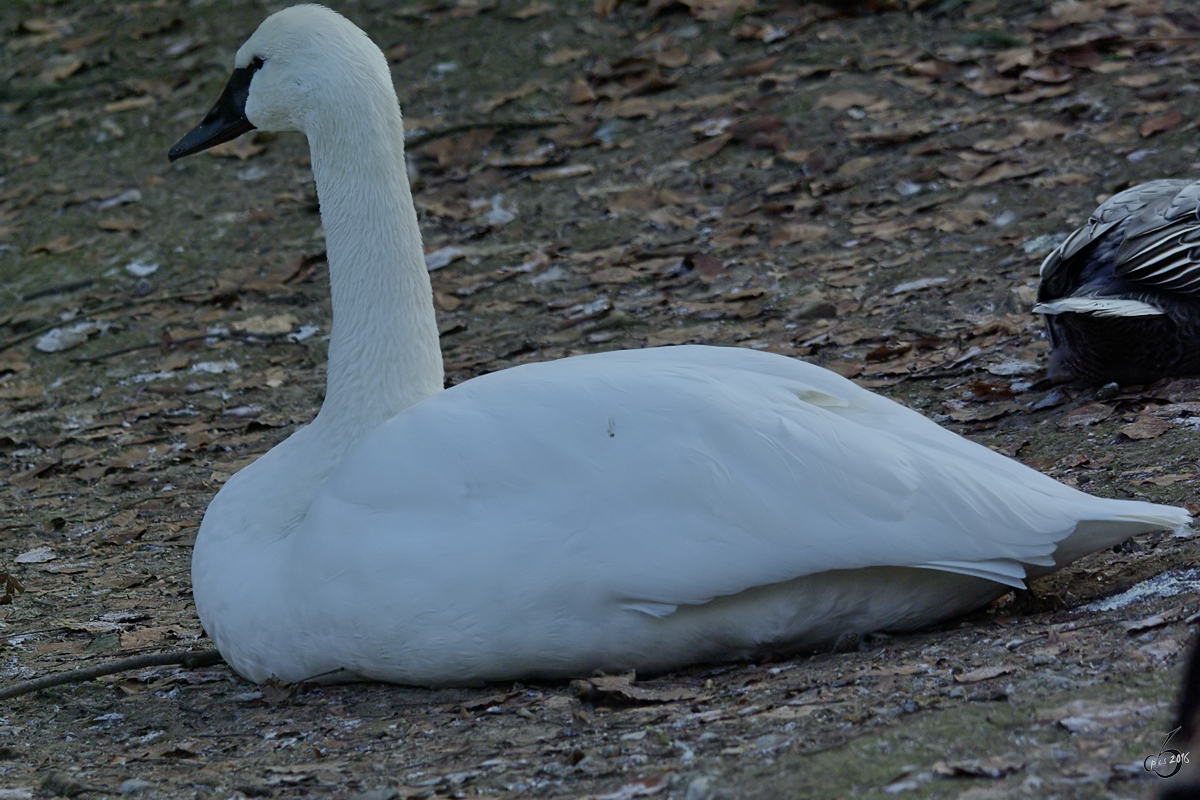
[186,5,1188,686]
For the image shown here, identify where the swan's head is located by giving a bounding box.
[169,4,393,161]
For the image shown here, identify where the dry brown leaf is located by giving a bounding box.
[1115,72,1162,88]
[954,665,1014,683]
[836,156,879,175]
[530,164,596,181]
[994,47,1038,74]
[825,362,862,379]
[447,0,497,18]
[104,96,155,114]
[646,325,711,346]
[571,674,701,704]
[865,342,911,362]
[933,756,1024,778]
[971,161,1045,186]
[1059,402,1114,428]
[1005,84,1073,104]
[1141,473,1196,486]
[1140,108,1184,138]
[769,222,830,248]
[510,1,553,19]
[1022,65,1073,84]
[421,129,495,169]
[0,382,43,400]
[39,54,84,83]
[231,313,298,336]
[1121,605,1185,634]
[28,234,73,254]
[1043,173,1091,186]
[1031,1,1105,30]
[0,351,30,374]
[120,625,187,650]
[1119,415,1171,440]
[476,80,544,114]
[680,134,732,162]
[601,97,671,119]
[675,0,756,20]
[966,78,1019,97]
[543,47,588,67]
[1133,638,1182,663]
[98,217,147,232]
[1044,699,1158,733]
[973,133,1026,153]
[654,49,689,69]
[1016,119,1070,140]
[158,352,192,372]
[646,207,696,229]
[567,76,597,104]
[732,20,789,43]
[944,401,1023,423]
[816,90,878,111]
[487,144,555,168]
[939,160,987,182]
[691,253,724,284]
[589,267,637,285]
[208,135,267,160]
[908,59,955,80]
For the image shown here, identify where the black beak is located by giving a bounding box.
[168,65,258,161]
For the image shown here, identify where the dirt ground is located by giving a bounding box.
[2,0,1200,797]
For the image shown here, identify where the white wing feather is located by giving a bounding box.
[297,346,1174,603]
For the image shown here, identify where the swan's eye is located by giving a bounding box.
[249,56,264,71]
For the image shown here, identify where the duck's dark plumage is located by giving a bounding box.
[1035,179,1200,383]
[1159,633,1199,799]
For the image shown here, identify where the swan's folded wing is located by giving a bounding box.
[297,346,1184,612]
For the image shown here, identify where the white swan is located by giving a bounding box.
[169,4,1188,686]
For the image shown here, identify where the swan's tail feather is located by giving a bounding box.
[919,504,1189,589]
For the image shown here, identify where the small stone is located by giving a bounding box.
[574,753,609,776]
[40,773,88,798]
[685,776,713,800]
[348,790,399,800]
[791,299,837,319]
[117,779,151,795]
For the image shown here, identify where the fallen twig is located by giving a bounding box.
[21,279,95,302]
[0,649,223,701]
[405,117,562,149]
[0,291,209,353]
[70,329,301,363]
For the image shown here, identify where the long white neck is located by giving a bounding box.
[305,96,443,442]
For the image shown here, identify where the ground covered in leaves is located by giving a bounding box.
[2,0,1200,797]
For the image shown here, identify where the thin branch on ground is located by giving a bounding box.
[69,329,301,363]
[0,649,224,701]
[21,279,95,302]
[405,117,563,149]
[0,291,210,353]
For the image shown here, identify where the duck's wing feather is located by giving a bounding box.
[295,346,1182,613]
[1039,180,1200,300]
[1112,180,1200,293]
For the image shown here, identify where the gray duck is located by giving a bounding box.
[1034,179,1200,383]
